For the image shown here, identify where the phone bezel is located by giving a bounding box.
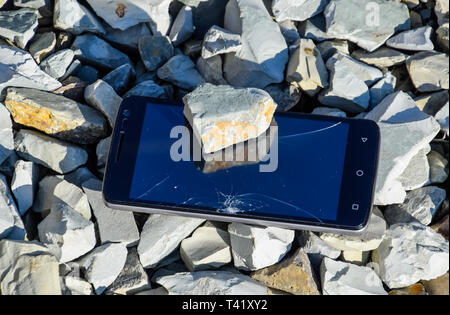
[103,96,380,234]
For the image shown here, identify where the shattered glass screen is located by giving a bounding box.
[129,103,350,223]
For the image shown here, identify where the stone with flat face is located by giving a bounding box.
[11,160,38,216]
[352,47,407,69]
[406,51,449,92]
[0,174,26,241]
[272,0,328,22]
[84,80,122,128]
[103,63,135,95]
[183,84,276,153]
[53,0,105,35]
[169,6,194,46]
[39,49,74,79]
[138,35,174,72]
[28,32,56,64]
[398,147,430,191]
[157,55,205,90]
[201,25,242,59]
[0,105,13,166]
[104,23,151,51]
[387,26,434,51]
[369,72,396,109]
[196,55,227,85]
[0,8,38,49]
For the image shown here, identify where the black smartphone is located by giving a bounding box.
[103,97,380,235]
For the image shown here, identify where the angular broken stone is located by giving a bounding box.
[82,179,139,247]
[316,39,349,61]
[365,91,441,205]
[123,80,167,99]
[297,231,341,272]
[436,23,449,53]
[62,276,94,295]
[96,137,111,170]
[38,203,96,263]
[0,46,61,99]
[14,129,88,174]
[180,225,232,271]
[341,250,370,266]
[386,26,434,51]
[352,47,407,69]
[398,147,430,191]
[223,0,288,88]
[156,271,268,295]
[71,34,133,70]
[28,31,56,64]
[320,257,387,295]
[406,51,449,92]
[196,55,227,85]
[286,38,328,97]
[31,175,62,214]
[435,102,449,136]
[251,247,320,295]
[369,72,396,109]
[0,8,38,49]
[311,107,346,118]
[384,186,447,226]
[79,242,128,295]
[39,49,74,79]
[201,25,242,59]
[228,223,294,271]
[53,76,87,102]
[84,80,122,127]
[11,160,38,216]
[0,104,13,165]
[5,87,107,144]
[272,0,328,22]
[103,23,151,51]
[373,223,449,289]
[183,83,276,153]
[421,272,449,295]
[178,0,227,38]
[103,64,135,95]
[1,174,26,241]
[53,0,105,35]
[265,84,301,112]
[157,55,205,90]
[278,20,300,47]
[138,214,205,269]
[138,35,174,72]
[298,14,333,42]
[428,151,449,184]
[324,0,411,52]
[169,6,194,46]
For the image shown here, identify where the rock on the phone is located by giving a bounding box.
[84,80,122,127]
[0,8,38,49]
[0,174,26,241]
[406,51,449,92]
[183,83,276,153]
[201,25,242,59]
[53,0,105,35]
[386,26,434,51]
[11,160,38,216]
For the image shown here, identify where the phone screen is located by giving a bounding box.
[127,103,350,224]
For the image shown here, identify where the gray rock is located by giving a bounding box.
[84,80,122,127]
[0,174,26,240]
[86,0,172,35]
[123,80,167,99]
[73,65,98,84]
[39,49,74,79]
[79,242,128,295]
[156,271,268,295]
[428,151,449,184]
[316,39,349,61]
[14,129,88,174]
[180,225,232,271]
[384,187,447,226]
[196,55,227,85]
[135,287,168,295]
[297,231,341,271]
[201,25,242,59]
[228,223,294,271]
[278,20,300,46]
[28,31,56,64]
[96,137,111,170]
[298,14,334,42]
[38,203,96,263]
[324,0,410,52]
[435,0,449,26]
[0,104,13,165]
[62,276,93,295]
[272,0,328,22]
[415,90,449,116]
[178,0,227,38]
[320,257,388,295]
[53,0,105,35]
[0,8,38,49]
[82,179,139,247]
[398,147,430,191]
[103,23,151,51]
[11,160,38,215]
[311,107,347,118]
[435,102,449,136]
[320,207,387,252]
[369,72,396,109]
[183,83,276,153]
[63,167,96,188]
[138,214,205,269]
[169,6,194,46]
[352,47,407,69]
[264,84,301,112]
[31,175,62,214]
[0,152,19,178]
[0,46,61,99]
[223,0,288,89]
[5,87,107,144]
[286,38,328,97]
[365,91,441,205]
[157,55,205,90]
[138,35,174,72]
[103,64,135,95]
[436,23,449,53]
[105,248,151,295]
[373,222,449,289]
[71,34,133,70]
[406,51,449,92]
[386,26,434,51]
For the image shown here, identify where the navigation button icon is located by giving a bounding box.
[352,204,360,211]
[356,170,364,177]
[361,137,368,143]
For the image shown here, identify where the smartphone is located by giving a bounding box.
[103,97,380,235]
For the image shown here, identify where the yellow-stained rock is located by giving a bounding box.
[389,283,427,295]
[421,273,449,295]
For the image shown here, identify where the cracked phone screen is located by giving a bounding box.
[129,103,350,223]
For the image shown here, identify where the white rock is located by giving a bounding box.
[0,104,13,165]
[406,51,449,92]
[169,6,194,46]
[320,257,388,295]
[0,8,38,49]
[373,223,449,289]
[11,160,38,215]
[341,250,370,266]
[369,72,396,109]
[435,0,449,26]
[156,271,268,295]
[365,92,441,205]
[137,214,205,269]
[278,20,300,46]
[63,276,94,295]
[157,55,205,90]
[84,80,122,127]
[223,0,288,88]
[79,242,128,295]
[435,102,449,136]
[351,47,407,69]
[38,203,96,263]
[384,186,447,226]
[0,174,26,241]
[320,207,386,252]
[53,0,105,35]
[180,225,232,271]
[316,39,349,61]
[39,49,74,79]
[386,26,434,51]
[297,231,341,271]
[0,46,61,100]
[311,107,346,118]
[228,223,294,271]
[272,0,328,22]
[82,179,139,247]
[201,25,242,59]
[398,147,430,191]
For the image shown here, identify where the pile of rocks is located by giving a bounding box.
[0,0,449,295]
